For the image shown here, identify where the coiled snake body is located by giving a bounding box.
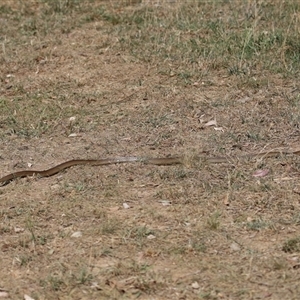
[0,150,299,186]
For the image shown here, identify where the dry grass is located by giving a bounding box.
[0,0,300,299]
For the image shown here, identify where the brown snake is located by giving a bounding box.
[0,150,300,186]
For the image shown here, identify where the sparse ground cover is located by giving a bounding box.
[0,0,300,299]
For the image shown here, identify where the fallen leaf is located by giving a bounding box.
[199,114,205,123]
[14,226,24,233]
[0,291,9,298]
[68,133,77,137]
[230,242,241,252]
[147,234,156,240]
[214,127,224,132]
[158,200,172,206]
[204,119,217,126]
[109,206,120,212]
[252,169,269,177]
[192,282,200,289]
[223,193,230,205]
[123,203,130,209]
[71,231,82,238]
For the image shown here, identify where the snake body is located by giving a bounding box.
[0,150,299,186]
[0,157,182,186]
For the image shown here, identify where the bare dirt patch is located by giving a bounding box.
[0,1,300,299]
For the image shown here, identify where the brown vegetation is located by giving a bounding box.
[0,1,300,299]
